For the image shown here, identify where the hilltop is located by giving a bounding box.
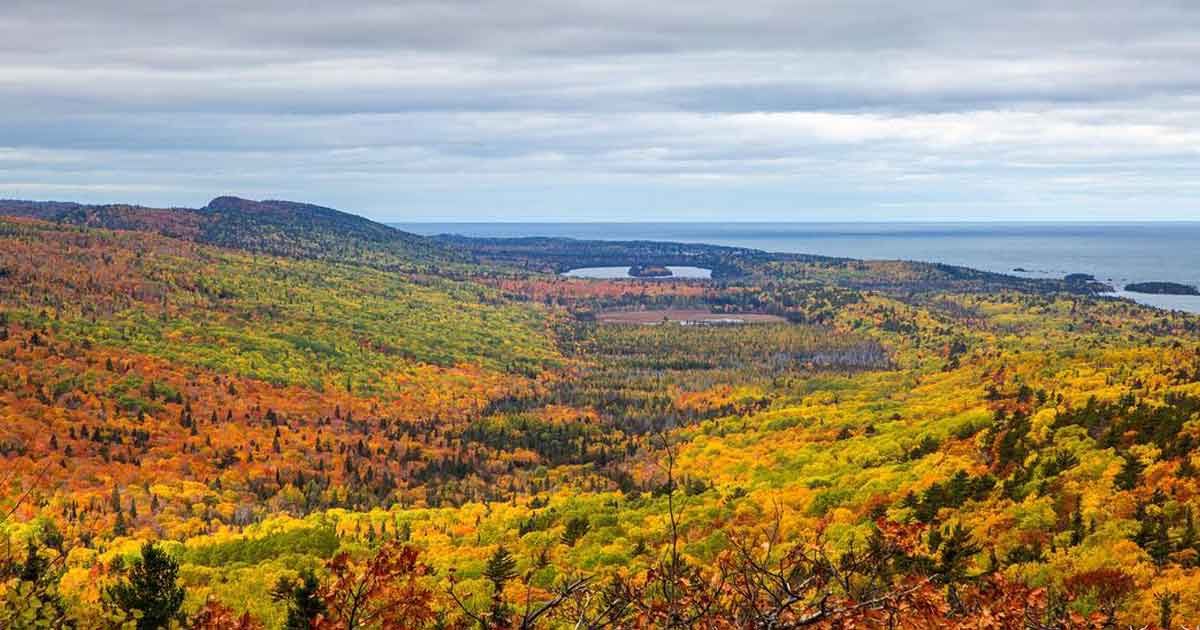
[0,196,463,273]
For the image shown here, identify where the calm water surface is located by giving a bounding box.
[561,266,712,279]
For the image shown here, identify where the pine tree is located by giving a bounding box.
[933,523,981,612]
[20,540,49,583]
[105,542,185,630]
[561,516,590,547]
[1148,517,1172,566]
[484,546,518,592]
[484,546,518,628]
[1115,454,1144,491]
[1069,507,1086,546]
[272,569,325,630]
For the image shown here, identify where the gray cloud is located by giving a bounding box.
[1,0,1199,219]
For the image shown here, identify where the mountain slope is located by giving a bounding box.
[0,196,464,272]
[198,196,459,271]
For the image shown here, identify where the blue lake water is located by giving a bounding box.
[561,266,712,279]
[392,222,1200,314]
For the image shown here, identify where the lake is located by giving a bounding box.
[393,222,1200,313]
[561,265,712,279]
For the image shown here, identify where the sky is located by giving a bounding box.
[2,1,1199,222]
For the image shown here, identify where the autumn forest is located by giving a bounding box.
[2,197,1200,629]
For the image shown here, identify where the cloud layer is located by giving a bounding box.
[3,1,1199,220]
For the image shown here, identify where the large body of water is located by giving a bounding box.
[393,222,1200,313]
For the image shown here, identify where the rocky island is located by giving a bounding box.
[1124,281,1200,295]
[1063,273,1113,293]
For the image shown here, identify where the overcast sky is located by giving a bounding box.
[3,1,1199,221]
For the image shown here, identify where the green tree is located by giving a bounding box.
[484,546,518,593]
[933,523,981,612]
[1114,454,1143,491]
[560,516,590,547]
[19,541,49,583]
[482,546,518,628]
[104,542,186,630]
[1069,507,1086,546]
[1148,517,1172,566]
[271,569,325,630]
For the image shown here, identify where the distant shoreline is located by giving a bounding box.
[1124,281,1200,296]
[402,221,1200,314]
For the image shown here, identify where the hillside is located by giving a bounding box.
[0,196,465,273]
[1,202,1200,628]
[199,197,460,272]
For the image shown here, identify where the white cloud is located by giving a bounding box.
[1,1,1198,219]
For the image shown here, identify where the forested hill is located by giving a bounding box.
[0,196,465,273]
[198,197,456,269]
[0,196,1114,296]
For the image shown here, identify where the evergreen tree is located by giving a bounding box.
[1115,454,1144,491]
[105,542,186,630]
[1148,517,1172,566]
[483,545,518,628]
[484,546,518,593]
[1069,507,1086,546]
[272,569,325,630]
[561,516,590,547]
[933,523,981,612]
[19,541,49,583]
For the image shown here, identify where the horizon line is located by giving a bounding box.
[385,218,1200,224]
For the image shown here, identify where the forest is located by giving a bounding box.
[2,198,1200,628]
